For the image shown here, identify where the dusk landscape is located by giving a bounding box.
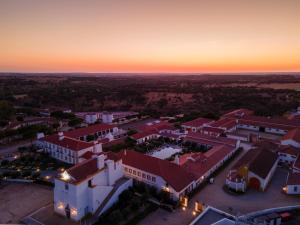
[0,1,300,225]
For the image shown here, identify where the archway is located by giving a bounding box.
[249,177,260,190]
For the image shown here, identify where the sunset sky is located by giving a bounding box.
[1,0,300,73]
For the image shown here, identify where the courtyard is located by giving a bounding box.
[138,146,300,225]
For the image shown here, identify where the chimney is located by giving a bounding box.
[97,154,106,169]
[174,155,180,165]
[58,132,64,141]
[93,141,102,153]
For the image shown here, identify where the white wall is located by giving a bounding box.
[281,139,300,148]
[286,184,300,194]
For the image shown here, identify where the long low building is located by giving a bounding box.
[36,132,102,164]
[118,142,237,200]
[36,123,120,164]
[119,150,196,200]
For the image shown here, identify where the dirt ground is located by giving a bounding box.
[0,182,53,224]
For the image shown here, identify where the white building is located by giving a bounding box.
[54,152,132,221]
[226,147,278,192]
[36,132,102,164]
[102,112,113,124]
[283,172,300,195]
[85,113,100,124]
[281,128,300,148]
[278,145,299,167]
[119,150,195,200]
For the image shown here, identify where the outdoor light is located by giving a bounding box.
[36,168,40,172]
[71,208,78,216]
[57,202,64,209]
[61,171,70,181]
[282,186,287,192]
[192,211,197,216]
[182,206,186,211]
[45,175,50,180]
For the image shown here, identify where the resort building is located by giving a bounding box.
[36,132,102,164]
[119,150,196,200]
[54,152,132,221]
[181,118,214,132]
[283,172,300,195]
[226,147,278,192]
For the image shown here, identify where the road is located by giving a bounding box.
[0,140,32,157]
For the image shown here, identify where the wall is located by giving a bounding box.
[281,139,300,148]
[287,184,300,194]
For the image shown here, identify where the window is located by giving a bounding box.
[133,170,136,175]
[294,186,298,192]
[152,177,156,182]
[147,175,151,180]
[138,172,141,177]
[142,173,146,178]
[129,169,132,173]
[124,167,128,172]
[65,183,69,190]
[88,180,92,187]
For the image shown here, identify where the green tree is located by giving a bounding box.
[0,100,14,120]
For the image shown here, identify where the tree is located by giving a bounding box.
[68,117,83,127]
[109,210,123,225]
[0,100,14,120]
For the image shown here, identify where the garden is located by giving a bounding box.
[0,146,71,182]
[95,182,178,225]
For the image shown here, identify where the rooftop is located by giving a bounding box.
[42,134,95,151]
[286,172,300,185]
[182,117,214,128]
[118,150,195,192]
[282,128,300,143]
[64,123,116,139]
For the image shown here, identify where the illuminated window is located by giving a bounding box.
[129,169,132,173]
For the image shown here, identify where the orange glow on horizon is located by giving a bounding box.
[0,0,300,73]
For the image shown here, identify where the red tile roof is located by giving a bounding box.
[286,172,300,185]
[119,150,195,192]
[65,123,116,139]
[182,145,235,180]
[138,121,175,133]
[209,118,236,130]
[201,126,224,135]
[65,158,100,184]
[222,108,254,118]
[182,118,213,128]
[238,115,300,131]
[282,128,300,143]
[42,134,94,151]
[184,132,237,147]
[249,150,278,179]
[131,130,157,140]
[278,145,299,157]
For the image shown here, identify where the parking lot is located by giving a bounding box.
[0,182,52,224]
[138,147,300,225]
